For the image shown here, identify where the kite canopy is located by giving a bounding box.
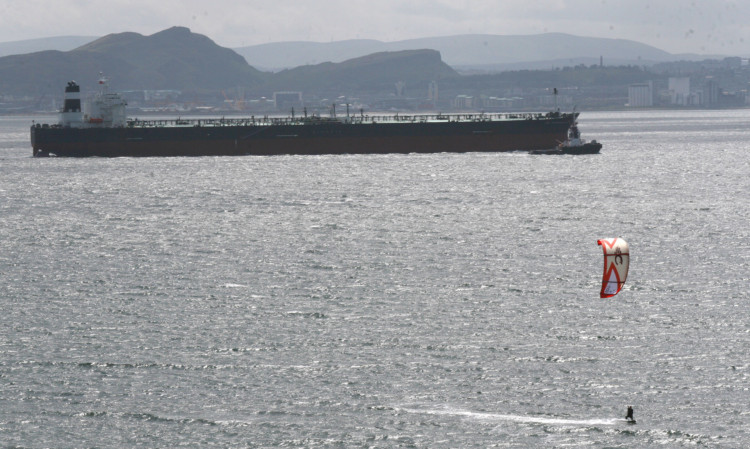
[597,238,630,298]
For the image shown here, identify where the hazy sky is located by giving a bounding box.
[1,0,749,55]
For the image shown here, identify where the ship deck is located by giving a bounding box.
[124,112,570,129]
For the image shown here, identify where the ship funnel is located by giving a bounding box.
[63,81,81,112]
[59,81,83,127]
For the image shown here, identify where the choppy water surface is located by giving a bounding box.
[1,110,749,447]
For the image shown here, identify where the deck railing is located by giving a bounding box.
[125,112,570,128]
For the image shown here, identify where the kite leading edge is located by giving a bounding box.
[597,238,630,298]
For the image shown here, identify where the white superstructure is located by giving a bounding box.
[83,74,127,127]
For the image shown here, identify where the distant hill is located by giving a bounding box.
[263,49,458,95]
[0,36,97,57]
[0,27,726,101]
[0,27,267,95]
[0,28,458,98]
[234,39,392,71]
[234,33,713,72]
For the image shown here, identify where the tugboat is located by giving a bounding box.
[530,120,601,155]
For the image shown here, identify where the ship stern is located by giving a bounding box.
[30,124,50,157]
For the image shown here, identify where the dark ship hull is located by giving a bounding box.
[562,142,602,154]
[31,114,576,158]
[529,142,602,155]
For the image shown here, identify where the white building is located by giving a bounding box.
[452,95,474,109]
[427,81,438,102]
[628,81,654,107]
[669,77,691,105]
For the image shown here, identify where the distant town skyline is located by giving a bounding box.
[1,0,749,55]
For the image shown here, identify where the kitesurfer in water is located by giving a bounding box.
[626,406,635,422]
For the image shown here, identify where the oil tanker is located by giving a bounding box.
[31,78,578,158]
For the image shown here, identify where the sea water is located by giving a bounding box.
[1,110,748,447]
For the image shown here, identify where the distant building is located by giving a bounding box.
[452,95,474,109]
[143,90,181,102]
[483,96,524,110]
[724,57,742,69]
[628,81,654,107]
[669,77,691,105]
[702,77,720,106]
[539,92,573,109]
[427,81,438,103]
[273,92,303,111]
[395,81,407,97]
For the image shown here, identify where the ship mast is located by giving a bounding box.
[553,87,559,112]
